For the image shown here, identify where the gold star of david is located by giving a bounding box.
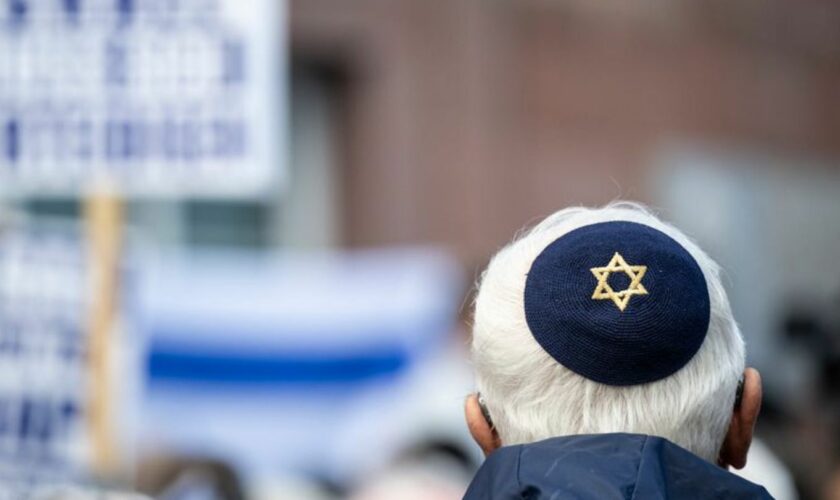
[590,252,648,312]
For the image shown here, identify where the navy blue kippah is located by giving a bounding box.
[523,221,710,386]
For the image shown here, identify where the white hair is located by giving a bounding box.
[471,202,745,462]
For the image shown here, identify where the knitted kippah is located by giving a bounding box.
[523,221,710,386]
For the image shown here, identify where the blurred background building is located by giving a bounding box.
[1,0,840,498]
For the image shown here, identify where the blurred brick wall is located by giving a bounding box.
[291,0,840,269]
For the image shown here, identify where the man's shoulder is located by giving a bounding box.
[464,433,774,500]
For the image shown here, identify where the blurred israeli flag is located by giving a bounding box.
[137,247,463,483]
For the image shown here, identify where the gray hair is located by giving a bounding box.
[471,202,744,462]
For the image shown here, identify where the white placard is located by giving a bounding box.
[0,218,91,486]
[0,0,285,198]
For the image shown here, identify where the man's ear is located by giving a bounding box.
[719,368,762,469]
[465,394,501,456]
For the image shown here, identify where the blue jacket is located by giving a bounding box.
[464,433,773,499]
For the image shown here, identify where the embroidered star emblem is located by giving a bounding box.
[590,252,648,311]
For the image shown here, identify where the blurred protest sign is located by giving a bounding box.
[0,0,285,198]
[0,0,287,484]
[0,216,136,490]
[137,247,463,483]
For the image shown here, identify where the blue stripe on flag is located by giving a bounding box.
[147,343,410,385]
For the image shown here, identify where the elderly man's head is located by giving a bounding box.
[465,202,761,468]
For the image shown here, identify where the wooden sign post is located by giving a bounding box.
[84,193,124,475]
